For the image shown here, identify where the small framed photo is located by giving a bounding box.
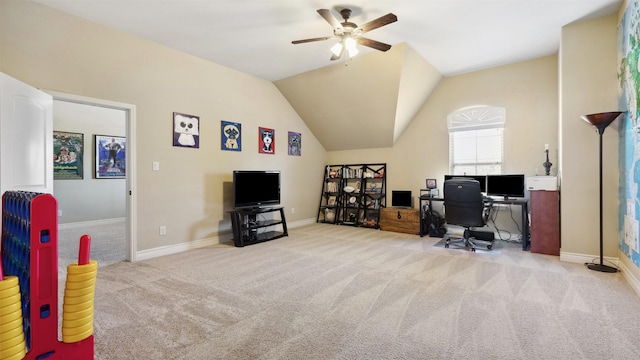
[173,112,199,148]
[95,135,126,178]
[328,196,337,206]
[426,179,437,189]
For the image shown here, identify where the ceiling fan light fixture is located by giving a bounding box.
[345,37,359,57]
[331,42,344,56]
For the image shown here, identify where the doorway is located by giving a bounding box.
[47,91,136,262]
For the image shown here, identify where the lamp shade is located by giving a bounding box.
[581,111,623,134]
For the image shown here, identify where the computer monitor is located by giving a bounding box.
[444,175,487,193]
[486,174,525,199]
[391,190,412,208]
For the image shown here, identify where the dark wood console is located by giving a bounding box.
[229,207,288,247]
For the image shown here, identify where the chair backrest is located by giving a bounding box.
[443,178,485,227]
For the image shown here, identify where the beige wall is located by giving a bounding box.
[0,1,327,252]
[559,15,621,262]
[329,55,559,235]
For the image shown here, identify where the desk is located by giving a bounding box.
[419,196,530,250]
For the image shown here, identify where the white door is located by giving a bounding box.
[0,72,53,195]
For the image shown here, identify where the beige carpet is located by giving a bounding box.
[88,223,640,359]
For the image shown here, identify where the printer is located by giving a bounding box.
[526,176,558,191]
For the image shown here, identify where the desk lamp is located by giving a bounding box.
[581,111,623,273]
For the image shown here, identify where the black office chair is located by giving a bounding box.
[443,178,493,252]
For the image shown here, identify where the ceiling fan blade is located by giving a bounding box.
[317,9,343,31]
[292,36,333,44]
[358,13,397,33]
[357,37,392,52]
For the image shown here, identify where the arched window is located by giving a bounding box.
[448,106,505,174]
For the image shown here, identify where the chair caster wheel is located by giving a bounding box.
[487,245,492,250]
[471,248,476,252]
[445,244,449,248]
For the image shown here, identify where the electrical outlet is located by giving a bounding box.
[291,208,295,214]
[58,210,62,217]
[159,226,166,236]
[152,161,160,171]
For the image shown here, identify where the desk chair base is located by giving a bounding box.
[445,229,493,252]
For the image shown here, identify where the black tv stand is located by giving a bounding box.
[229,206,288,247]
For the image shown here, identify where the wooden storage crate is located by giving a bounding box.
[380,208,420,235]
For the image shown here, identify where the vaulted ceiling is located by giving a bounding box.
[33,0,622,151]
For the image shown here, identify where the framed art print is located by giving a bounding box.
[426,179,437,189]
[95,135,126,178]
[53,131,84,180]
[173,112,199,148]
[221,120,241,151]
[288,131,301,156]
[259,127,275,154]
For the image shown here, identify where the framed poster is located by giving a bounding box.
[173,112,199,148]
[221,120,241,151]
[95,135,126,178]
[53,131,84,180]
[288,131,301,156]
[259,127,275,154]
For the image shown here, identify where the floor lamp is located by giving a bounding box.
[581,111,623,273]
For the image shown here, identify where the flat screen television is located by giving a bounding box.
[391,190,412,208]
[233,170,281,209]
[444,175,487,193]
[486,174,525,199]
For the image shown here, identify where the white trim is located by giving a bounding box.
[619,261,640,298]
[448,105,506,131]
[287,217,317,228]
[136,233,234,261]
[135,218,317,261]
[59,217,125,230]
[44,90,137,262]
[559,251,620,267]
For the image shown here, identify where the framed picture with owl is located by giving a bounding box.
[221,120,241,151]
[288,131,301,156]
[173,112,199,148]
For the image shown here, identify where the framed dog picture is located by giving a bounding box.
[258,127,275,154]
[288,131,301,156]
[95,135,126,179]
[221,120,241,151]
[426,179,437,189]
[173,112,199,148]
[53,131,84,180]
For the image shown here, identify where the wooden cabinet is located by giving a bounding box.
[380,208,420,235]
[317,163,386,228]
[530,190,560,255]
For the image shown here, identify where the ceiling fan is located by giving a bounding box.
[292,8,398,60]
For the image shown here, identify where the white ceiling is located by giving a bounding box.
[34,0,622,82]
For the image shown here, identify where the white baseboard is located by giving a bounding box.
[559,251,620,267]
[619,261,640,298]
[560,250,640,297]
[136,232,234,261]
[59,217,126,230]
[135,217,317,261]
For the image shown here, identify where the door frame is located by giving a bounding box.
[45,90,137,262]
